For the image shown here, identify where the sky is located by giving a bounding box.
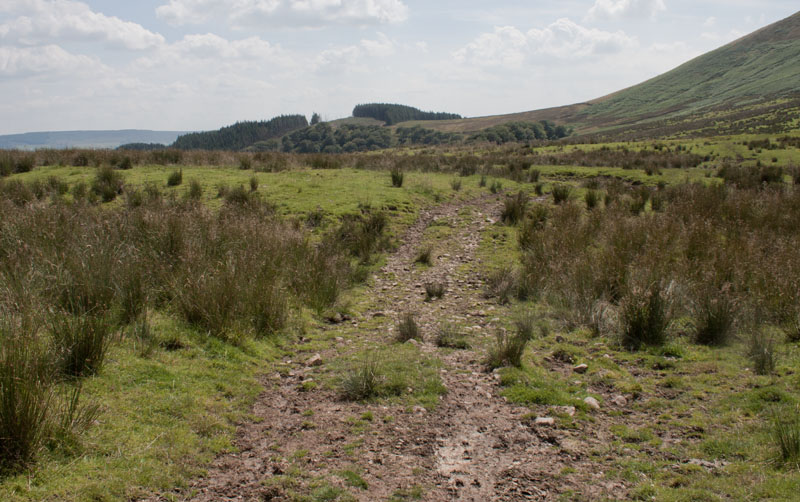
[0,0,797,135]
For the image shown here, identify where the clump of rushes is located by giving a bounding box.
[396,313,421,342]
[414,245,433,266]
[0,318,99,473]
[435,323,470,349]
[390,167,404,187]
[620,283,672,351]
[249,175,259,192]
[49,312,112,379]
[187,179,203,200]
[501,191,528,225]
[771,406,800,469]
[166,169,183,187]
[486,324,532,369]
[479,175,487,187]
[490,180,503,194]
[551,184,572,204]
[340,355,380,401]
[91,165,124,202]
[692,289,737,346]
[450,178,462,191]
[485,266,519,305]
[424,281,446,301]
[584,189,600,210]
[747,329,777,375]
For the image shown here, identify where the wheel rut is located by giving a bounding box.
[165,193,612,502]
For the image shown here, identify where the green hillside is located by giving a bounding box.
[582,11,800,128]
[411,11,800,138]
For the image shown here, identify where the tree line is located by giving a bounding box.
[352,103,461,125]
[170,115,308,150]
[469,121,572,143]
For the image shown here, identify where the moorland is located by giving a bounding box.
[1,10,799,502]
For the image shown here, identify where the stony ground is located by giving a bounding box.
[166,194,637,501]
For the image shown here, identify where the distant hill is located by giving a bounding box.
[171,115,308,150]
[0,130,189,150]
[410,11,800,138]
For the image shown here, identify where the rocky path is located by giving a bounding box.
[180,193,617,501]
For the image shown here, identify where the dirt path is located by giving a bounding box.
[180,194,620,501]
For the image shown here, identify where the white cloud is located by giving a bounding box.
[586,0,666,21]
[703,16,716,28]
[453,19,637,68]
[360,32,395,57]
[0,0,164,50]
[171,33,285,60]
[0,44,104,77]
[156,0,409,28]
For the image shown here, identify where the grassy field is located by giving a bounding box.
[0,135,799,500]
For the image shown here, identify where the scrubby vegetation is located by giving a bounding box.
[1,124,799,500]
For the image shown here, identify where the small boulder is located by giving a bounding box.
[534,417,555,427]
[611,394,628,407]
[573,364,589,374]
[306,354,323,367]
[583,396,601,410]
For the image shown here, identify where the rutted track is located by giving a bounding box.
[169,193,616,501]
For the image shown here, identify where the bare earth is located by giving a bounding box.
[169,194,633,501]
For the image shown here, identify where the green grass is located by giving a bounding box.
[10,165,481,223]
[0,313,282,501]
[334,344,446,409]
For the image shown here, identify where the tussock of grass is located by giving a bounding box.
[771,407,800,469]
[396,313,421,342]
[434,323,470,349]
[424,281,446,301]
[338,346,445,407]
